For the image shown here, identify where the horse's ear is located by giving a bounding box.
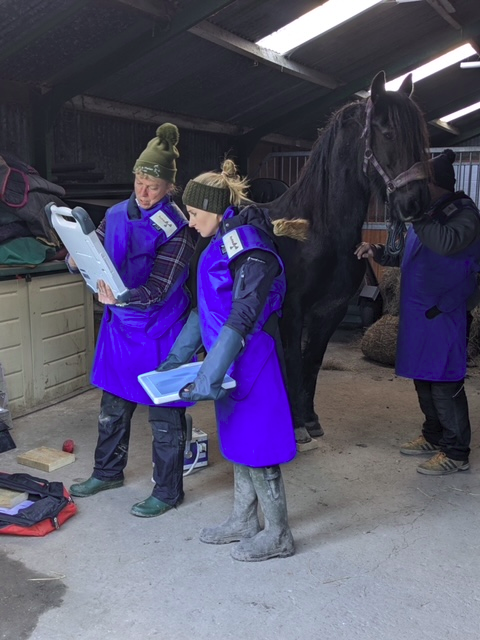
[398,73,413,97]
[370,71,386,104]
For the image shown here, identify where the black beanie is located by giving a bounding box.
[429,149,456,192]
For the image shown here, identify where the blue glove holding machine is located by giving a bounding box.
[179,325,244,402]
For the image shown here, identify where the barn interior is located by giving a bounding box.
[1,1,480,638]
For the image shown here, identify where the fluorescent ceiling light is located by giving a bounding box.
[384,43,476,90]
[441,101,480,123]
[256,0,383,55]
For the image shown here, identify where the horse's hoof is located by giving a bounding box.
[294,427,312,445]
[305,421,324,438]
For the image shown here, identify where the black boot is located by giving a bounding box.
[231,466,295,562]
[199,464,261,544]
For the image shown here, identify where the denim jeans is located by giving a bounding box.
[414,379,471,461]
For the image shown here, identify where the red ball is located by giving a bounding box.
[62,439,75,453]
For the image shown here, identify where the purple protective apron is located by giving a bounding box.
[396,198,480,382]
[198,211,296,467]
[91,197,191,405]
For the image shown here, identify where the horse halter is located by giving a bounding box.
[361,98,428,256]
[361,98,425,194]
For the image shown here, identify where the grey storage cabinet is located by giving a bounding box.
[0,264,94,417]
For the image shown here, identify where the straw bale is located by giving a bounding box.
[361,314,399,366]
[378,267,401,316]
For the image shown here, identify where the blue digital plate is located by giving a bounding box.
[138,361,236,405]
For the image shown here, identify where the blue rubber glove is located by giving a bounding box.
[156,309,203,372]
[179,325,244,401]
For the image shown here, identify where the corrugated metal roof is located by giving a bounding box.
[0,0,479,151]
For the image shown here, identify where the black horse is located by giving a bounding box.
[266,71,431,444]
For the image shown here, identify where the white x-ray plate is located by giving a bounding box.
[46,203,129,301]
[138,362,236,405]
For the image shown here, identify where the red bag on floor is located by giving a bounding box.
[0,472,77,536]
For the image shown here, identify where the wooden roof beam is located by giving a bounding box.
[43,0,237,121]
[428,118,460,135]
[188,22,342,90]
[424,0,462,30]
[239,19,480,151]
[64,94,312,149]
[66,94,242,136]
[111,2,343,89]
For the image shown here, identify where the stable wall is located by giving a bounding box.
[0,101,236,187]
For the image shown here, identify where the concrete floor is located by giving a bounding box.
[1,330,480,640]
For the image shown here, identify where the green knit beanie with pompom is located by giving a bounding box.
[133,123,179,183]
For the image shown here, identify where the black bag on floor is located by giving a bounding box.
[0,472,77,536]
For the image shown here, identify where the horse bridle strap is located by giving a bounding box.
[362,98,426,193]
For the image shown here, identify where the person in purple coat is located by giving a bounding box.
[68,124,196,517]
[157,159,300,561]
[355,150,480,475]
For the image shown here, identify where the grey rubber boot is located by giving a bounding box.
[199,464,261,544]
[230,465,295,562]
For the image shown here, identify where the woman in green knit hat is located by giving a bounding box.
[69,124,196,518]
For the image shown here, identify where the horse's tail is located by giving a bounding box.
[272,218,309,242]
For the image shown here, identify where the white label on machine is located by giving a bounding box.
[150,211,178,238]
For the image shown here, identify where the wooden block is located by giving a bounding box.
[17,446,75,472]
[296,438,319,453]
[0,488,29,509]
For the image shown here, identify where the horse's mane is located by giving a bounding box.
[268,99,367,227]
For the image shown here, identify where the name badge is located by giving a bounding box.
[150,211,177,237]
[223,230,244,258]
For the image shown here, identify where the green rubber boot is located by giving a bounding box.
[199,464,261,544]
[130,495,174,518]
[69,476,123,497]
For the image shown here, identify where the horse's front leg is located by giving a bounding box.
[302,298,352,437]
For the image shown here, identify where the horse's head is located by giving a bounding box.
[365,71,431,223]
